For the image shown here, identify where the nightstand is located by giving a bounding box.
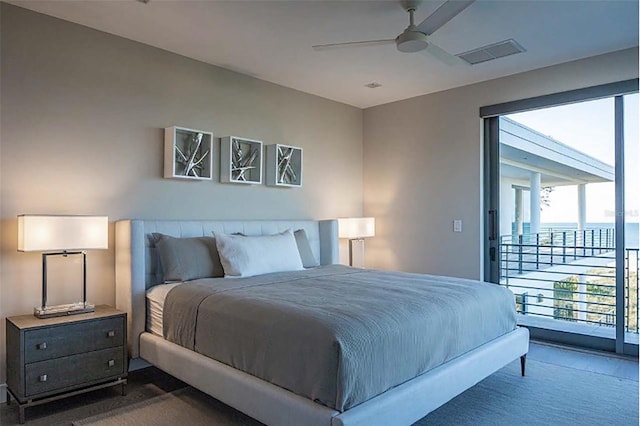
[5,305,128,424]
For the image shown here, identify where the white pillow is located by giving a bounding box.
[215,230,304,278]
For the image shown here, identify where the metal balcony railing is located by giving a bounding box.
[499,228,639,334]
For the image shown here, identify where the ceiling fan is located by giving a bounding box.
[312,0,475,65]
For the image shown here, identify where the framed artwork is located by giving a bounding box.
[266,144,303,187]
[220,136,263,184]
[164,126,213,180]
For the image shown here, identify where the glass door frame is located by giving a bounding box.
[481,79,639,356]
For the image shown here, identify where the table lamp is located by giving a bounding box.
[18,215,108,318]
[338,217,375,268]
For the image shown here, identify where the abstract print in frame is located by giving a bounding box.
[164,126,213,180]
[266,144,303,187]
[220,136,263,184]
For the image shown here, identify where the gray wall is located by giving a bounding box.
[0,4,363,385]
[363,48,638,279]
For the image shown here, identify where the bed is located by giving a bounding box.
[115,219,529,426]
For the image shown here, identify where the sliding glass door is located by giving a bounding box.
[623,93,639,350]
[482,80,639,355]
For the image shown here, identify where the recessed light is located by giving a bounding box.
[365,82,382,89]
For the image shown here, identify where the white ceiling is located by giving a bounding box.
[8,0,639,109]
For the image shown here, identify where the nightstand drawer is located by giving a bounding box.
[25,346,125,396]
[25,317,124,363]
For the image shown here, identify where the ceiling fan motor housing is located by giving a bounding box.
[396,29,429,52]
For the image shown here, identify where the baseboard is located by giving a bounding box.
[0,383,7,404]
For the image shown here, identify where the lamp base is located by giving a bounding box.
[34,302,95,319]
[349,238,366,268]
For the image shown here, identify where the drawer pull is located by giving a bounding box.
[107,330,115,338]
[108,359,115,367]
[37,342,47,350]
[39,374,48,382]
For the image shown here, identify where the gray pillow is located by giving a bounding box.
[294,229,320,268]
[152,233,224,282]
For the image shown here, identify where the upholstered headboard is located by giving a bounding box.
[115,219,339,358]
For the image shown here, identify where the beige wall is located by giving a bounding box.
[1,1,638,393]
[363,48,638,279]
[0,4,363,385]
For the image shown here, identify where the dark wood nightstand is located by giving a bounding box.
[5,305,128,424]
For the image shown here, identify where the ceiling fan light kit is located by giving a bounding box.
[396,29,429,53]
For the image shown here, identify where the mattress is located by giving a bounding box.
[159,265,517,412]
[146,283,180,336]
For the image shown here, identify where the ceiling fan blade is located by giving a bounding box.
[422,42,462,66]
[417,0,475,36]
[312,39,396,51]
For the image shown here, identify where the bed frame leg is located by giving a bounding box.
[520,354,527,377]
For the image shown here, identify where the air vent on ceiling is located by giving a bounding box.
[456,39,525,65]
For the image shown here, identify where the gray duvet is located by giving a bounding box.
[162,265,516,411]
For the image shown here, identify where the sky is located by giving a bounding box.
[506,93,639,224]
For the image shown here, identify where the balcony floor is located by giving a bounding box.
[528,340,638,381]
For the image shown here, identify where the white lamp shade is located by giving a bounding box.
[338,217,375,239]
[18,215,108,252]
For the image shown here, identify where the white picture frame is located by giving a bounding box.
[266,144,303,187]
[220,136,263,184]
[164,126,213,180]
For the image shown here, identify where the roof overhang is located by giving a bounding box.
[499,117,614,187]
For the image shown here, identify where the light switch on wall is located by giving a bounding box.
[453,220,463,232]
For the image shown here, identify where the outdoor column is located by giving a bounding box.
[578,183,586,230]
[515,187,523,235]
[530,172,541,234]
[576,184,587,322]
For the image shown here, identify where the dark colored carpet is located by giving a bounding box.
[2,359,637,426]
[417,358,638,425]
